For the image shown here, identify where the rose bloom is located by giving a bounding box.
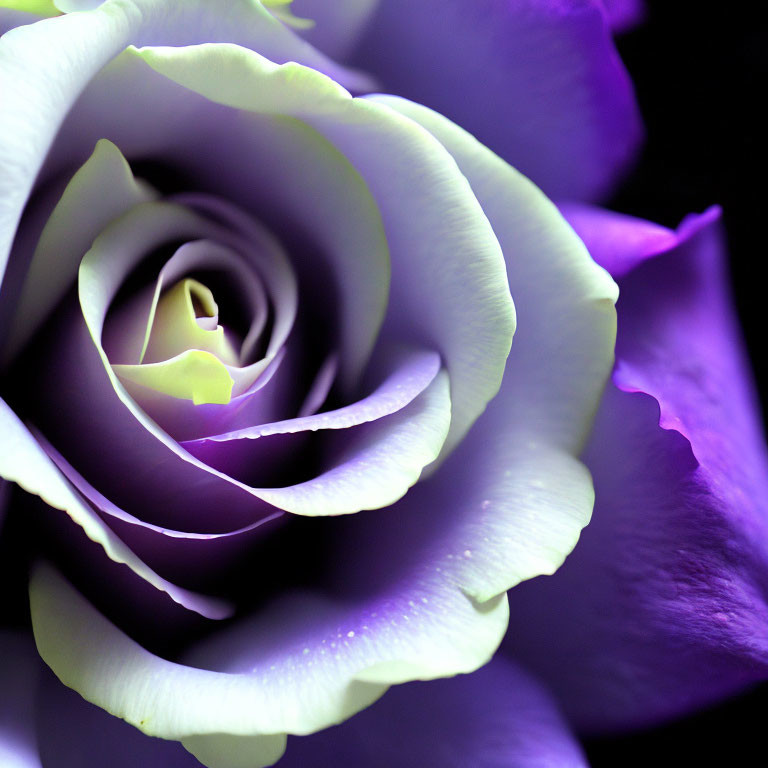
[1,2,766,768]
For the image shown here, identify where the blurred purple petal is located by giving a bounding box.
[0,631,42,768]
[560,202,681,278]
[279,656,587,768]
[351,0,642,201]
[600,0,645,32]
[505,208,768,731]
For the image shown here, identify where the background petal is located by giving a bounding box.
[504,208,768,731]
[0,631,42,768]
[348,0,642,201]
[278,656,588,768]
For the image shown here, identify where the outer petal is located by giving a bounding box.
[0,631,42,768]
[278,656,588,768]
[600,0,645,32]
[368,97,617,599]
[505,208,768,731]
[30,563,508,768]
[348,0,642,201]
[0,0,371,287]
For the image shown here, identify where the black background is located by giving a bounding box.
[585,1,766,764]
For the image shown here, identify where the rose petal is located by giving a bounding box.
[3,137,155,362]
[40,433,283,589]
[0,397,232,619]
[184,347,439,445]
[504,208,768,730]
[559,202,683,279]
[30,561,507,768]
[600,0,645,32]
[0,631,42,768]
[367,97,617,599]
[348,0,642,200]
[279,656,588,768]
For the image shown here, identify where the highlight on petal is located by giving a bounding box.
[30,563,508,768]
[505,208,768,731]
[114,350,235,406]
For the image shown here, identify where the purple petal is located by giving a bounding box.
[0,631,42,768]
[600,0,645,32]
[350,0,642,200]
[290,0,379,59]
[279,656,587,768]
[39,435,283,591]
[504,208,768,731]
[0,397,232,620]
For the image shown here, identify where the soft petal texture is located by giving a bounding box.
[279,656,587,768]
[0,632,42,768]
[135,43,515,459]
[0,397,232,619]
[505,207,768,731]
[30,563,508,768]
[0,0,371,287]
[348,0,642,201]
[369,97,617,599]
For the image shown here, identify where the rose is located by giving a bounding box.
[3,2,762,767]
[0,2,619,767]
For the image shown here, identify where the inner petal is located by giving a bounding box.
[142,277,239,366]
